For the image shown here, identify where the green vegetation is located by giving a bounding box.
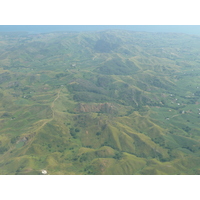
[0,30,200,174]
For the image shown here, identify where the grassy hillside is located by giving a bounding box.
[0,30,200,174]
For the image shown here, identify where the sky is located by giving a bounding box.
[0,25,200,35]
[1,1,199,35]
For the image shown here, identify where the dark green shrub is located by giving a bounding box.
[96,132,101,136]
[113,151,123,160]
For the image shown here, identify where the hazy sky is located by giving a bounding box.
[0,25,200,35]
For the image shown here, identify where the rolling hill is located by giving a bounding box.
[0,30,200,174]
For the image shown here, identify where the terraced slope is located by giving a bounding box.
[0,30,200,174]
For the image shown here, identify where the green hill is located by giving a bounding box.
[0,30,200,174]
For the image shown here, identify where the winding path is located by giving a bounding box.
[32,88,62,134]
[51,89,61,119]
[1,88,62,159]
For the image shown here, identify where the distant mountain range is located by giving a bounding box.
[1,25,200,35]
